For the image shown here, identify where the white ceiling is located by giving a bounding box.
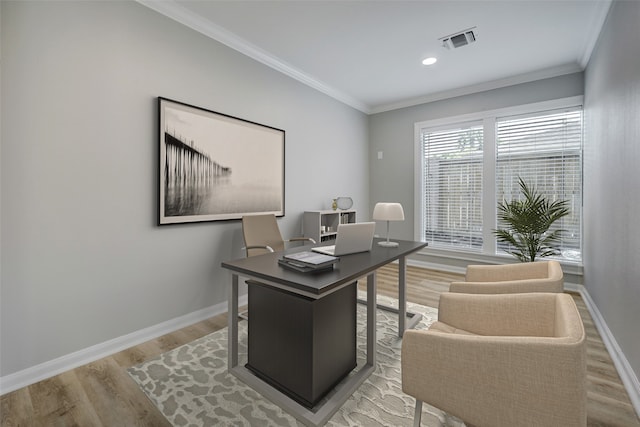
[140,0,611,114]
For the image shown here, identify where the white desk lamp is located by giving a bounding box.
[373,202,405,247]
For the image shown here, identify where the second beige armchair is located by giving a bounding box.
[449,260,564,294]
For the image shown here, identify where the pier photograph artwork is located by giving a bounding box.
[158,97,284,225]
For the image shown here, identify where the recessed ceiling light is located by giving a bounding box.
[422,57,437,66]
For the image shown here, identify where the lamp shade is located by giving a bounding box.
[373,202,405,221]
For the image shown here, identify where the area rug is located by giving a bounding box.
[127,293,466,426]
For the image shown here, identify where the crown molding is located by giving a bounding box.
[136,0,371,113]
[579,0,612,68]
[370,63,584,114]
[137,0,599,116]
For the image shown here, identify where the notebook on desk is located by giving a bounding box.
[311,222,376,256]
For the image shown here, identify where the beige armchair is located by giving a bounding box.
[401,292,586,427]
[449,260,564,294]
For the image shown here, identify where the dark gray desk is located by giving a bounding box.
[221,239,427,426]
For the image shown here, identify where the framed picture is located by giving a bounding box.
[158,97,285,225]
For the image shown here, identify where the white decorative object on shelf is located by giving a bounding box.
[336,197,353,210]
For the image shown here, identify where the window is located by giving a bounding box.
[415,98,583,262]
[421,121,484,250]
[496,108,583,260]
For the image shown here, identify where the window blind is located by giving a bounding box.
[421,121,484,250]
[496,107,583,260]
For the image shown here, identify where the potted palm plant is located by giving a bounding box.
[494,177,570,262]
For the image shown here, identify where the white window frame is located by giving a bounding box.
[414,96,583,263]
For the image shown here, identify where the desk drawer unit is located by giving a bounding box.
[246,280,357,408]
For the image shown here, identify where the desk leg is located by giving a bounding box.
[228,273,239,370]
[367,272,377,366]
[398,256,406,336]
[356,255,422,338]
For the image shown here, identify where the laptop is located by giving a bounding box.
[311,222,376,256]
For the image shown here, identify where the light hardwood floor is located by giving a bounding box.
[2,265,639,426]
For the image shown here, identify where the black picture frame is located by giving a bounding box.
[158,97,285,225]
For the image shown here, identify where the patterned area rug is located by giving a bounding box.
[127,293,465,426]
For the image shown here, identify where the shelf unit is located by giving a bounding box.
[303,210,357,243]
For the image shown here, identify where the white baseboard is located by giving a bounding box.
[407,258,467,275]
[0,294,248,396]
[577,286,640,418]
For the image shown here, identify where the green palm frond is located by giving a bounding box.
[494,177,570,262]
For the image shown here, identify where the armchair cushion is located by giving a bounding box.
[427,322,476,335]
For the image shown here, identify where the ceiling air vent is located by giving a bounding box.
[440,27,477,50]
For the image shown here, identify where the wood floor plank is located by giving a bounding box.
[28,370,102,427]
[74,357,170,427]
[152,330,195,354]
[586,391,640,427]
[111,340,164,369]
[0,387,36,427]
[1,265,638,427]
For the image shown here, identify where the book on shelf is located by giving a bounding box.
[282,251,338,268]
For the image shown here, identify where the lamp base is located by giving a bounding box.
[377,241,399,248]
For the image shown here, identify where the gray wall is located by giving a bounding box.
[369,73,584,244]
[0,1,368,376]
[584,0,640,381]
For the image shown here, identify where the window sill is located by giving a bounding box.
[414,245,584,277]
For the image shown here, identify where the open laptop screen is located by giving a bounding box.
[311,222,375,256]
